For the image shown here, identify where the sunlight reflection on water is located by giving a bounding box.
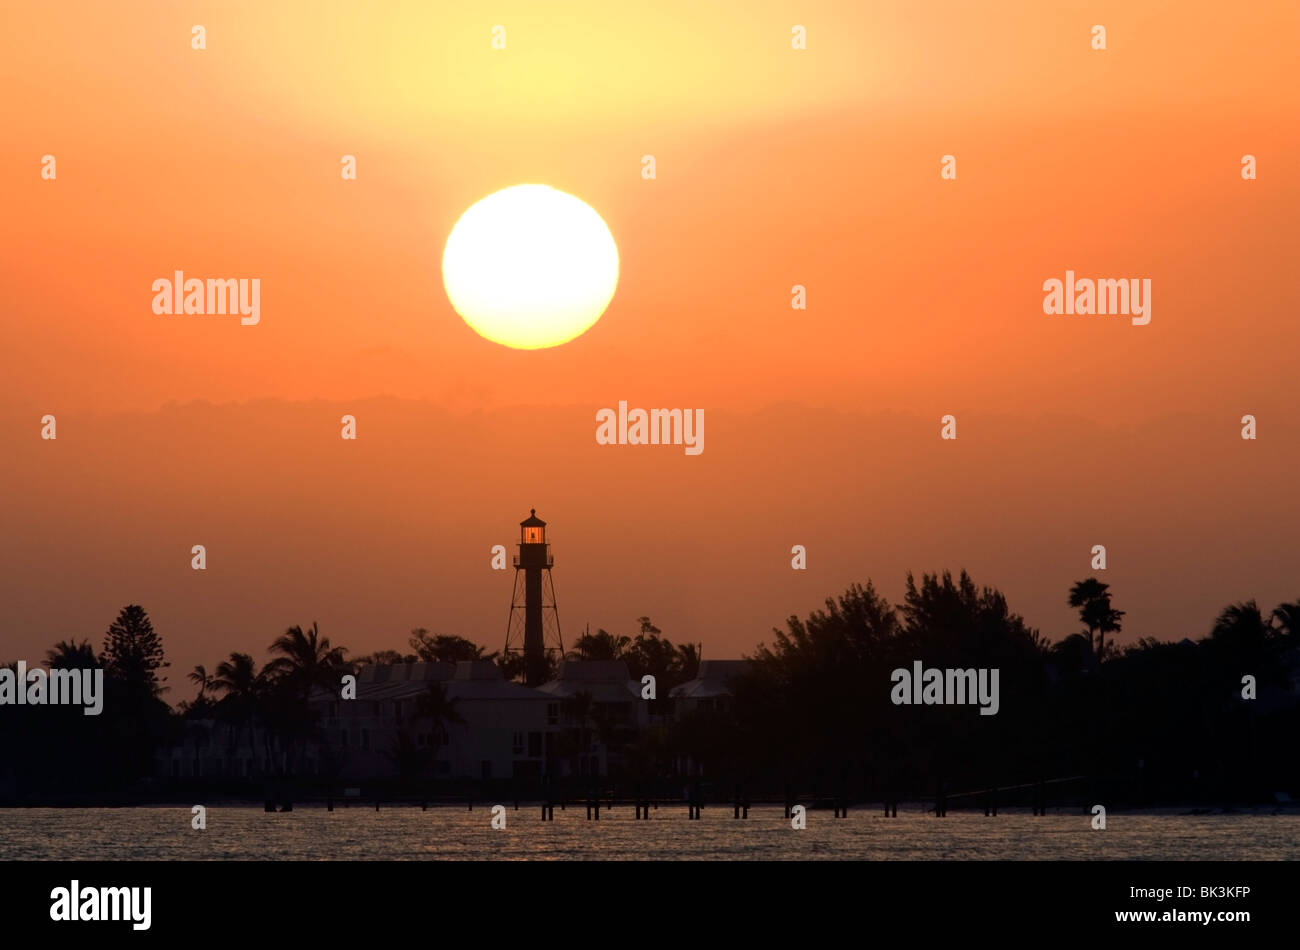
[3,806,1296,860]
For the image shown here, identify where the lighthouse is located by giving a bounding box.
[504,510,564,686]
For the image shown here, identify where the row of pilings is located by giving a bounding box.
[266,775,1073,817]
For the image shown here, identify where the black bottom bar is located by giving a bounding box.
[0,860,1286,937]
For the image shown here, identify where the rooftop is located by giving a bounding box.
[670,659,751,699]
[310,661,549,704]
[537,660,639,702]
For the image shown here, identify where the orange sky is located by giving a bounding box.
[2,1,1297,693]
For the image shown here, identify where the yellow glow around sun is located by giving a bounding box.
[442,185,619,349]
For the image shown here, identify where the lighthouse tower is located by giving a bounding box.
[504,509,563,686]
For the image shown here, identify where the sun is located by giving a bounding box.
[441,184,619,349]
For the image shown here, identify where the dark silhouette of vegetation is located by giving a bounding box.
[102,604,170,700]
[710,573,1298,806]
[1068,578,1125,661]
[47,639,98,670]
[410,630,495,664]
[418,680,464,742]
[565,617,701,691]
[2,580,1297,805]
[354,629,500,668]
[387,681,464,788]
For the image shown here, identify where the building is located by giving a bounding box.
[155,655,756,786]
[536,660,647,776]
[309,660,558,782]
[670,659,751,716]
[158,717,273,782]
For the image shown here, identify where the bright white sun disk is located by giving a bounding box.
[441,185,619,349]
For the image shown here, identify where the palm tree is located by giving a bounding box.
[209,652,264,762]
[568,627,630,662]
[177,664,217,718]
[415,681,465,777]
[1096,607,1124,660]
[1214,600,1266,635]
[675,641,702,682]
[1269,600,1300,641]
[562,690,597,776]
[1068,579,1125,660]
[46,639,98,669]
[385,728,432,786]
[265,622,349,702]
[588,703,626,769]
[188,664,213,702]
[1212,601,1270,649]
[211,653,261,703]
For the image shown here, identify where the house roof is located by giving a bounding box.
[537,660,639,702]
[446,661,549,701]
[553,660,632,682]
[309,661,549,704]
[670,659,751,699]
[360,662,454,684]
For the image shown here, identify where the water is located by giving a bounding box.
[2,806,1297,860]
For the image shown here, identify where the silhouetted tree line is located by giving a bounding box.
[2,575,1297,803]
[703,573,1300,805]
[564,616,702,690]
[0,606,172,797]
[353,618,702,691]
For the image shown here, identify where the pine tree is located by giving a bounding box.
[102,604,169,698]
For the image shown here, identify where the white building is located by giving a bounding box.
[536,660,647,776]
[158,717,275,781]
[311,660,558,782]
[156,657,756,786]
[670,659,750,716]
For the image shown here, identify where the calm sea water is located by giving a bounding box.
[2,806,1297,860]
